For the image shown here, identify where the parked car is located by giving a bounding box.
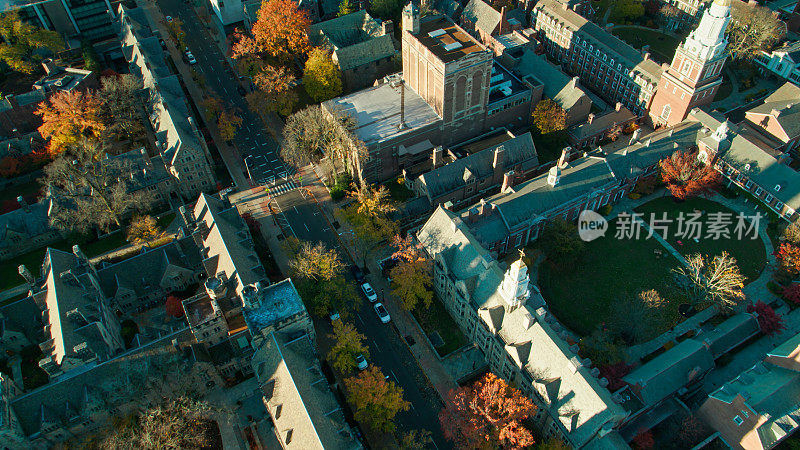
[350,265,366,283]
[329,310,340,323]
[355,354,368,370]
[361,282,378,302]
[373,303,390,323]
[184,50,197,65]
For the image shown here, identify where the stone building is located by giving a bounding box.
[567,103,637,149]
[4,0,118,42]
[309,11,399,91]
[0,198,62,261]
[649,0,731,127]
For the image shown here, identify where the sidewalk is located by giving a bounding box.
[299,166,460,401]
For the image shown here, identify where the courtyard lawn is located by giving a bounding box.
[634,196,766,282]
[537,218,682,337]
[412,294,469,357]
[611,27,681,65]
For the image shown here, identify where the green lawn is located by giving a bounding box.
[611,27,681,65]
[382,179,414,202]
[716,74,734,102]
[634,197,766,282]
[412,295,468,357]
[537,218,682,337]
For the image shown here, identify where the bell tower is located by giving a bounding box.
[649,0,731,127]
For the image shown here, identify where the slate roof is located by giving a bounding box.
[605,121,703,180]
[0,199,52,249]
[533,0,662,83]
[771,41,800,64]
[418,207,627,448]
[568,106,636,141]
[418,132,539,200]
[252,331,360,449]
[462,0,502,33]
[95,236,202,299]
[623,339,714,406]
[746,82,800,141]
[0,296,44,343]
[697,313,760,359]
[309,11,397,71]
[515,49,588,110]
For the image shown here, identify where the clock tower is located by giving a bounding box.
[649,0,731,127]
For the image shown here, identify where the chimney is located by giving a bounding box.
[643,52,650,61]
[771,108,782,117]
[501,170,515,192]
[499,6,508,34]
[587,113,595,124]
[442,200,453,211]
[493,145,505,171]
[432,146,443,168]
[478,198,487,215]
[558,147,571,168]
[629,128,642,145]
[382,20,394,39]
[42,58,57,75]
[615,102,622,112]
[569,76,579,89]
[18,264,34,286]
[16,196,29,212]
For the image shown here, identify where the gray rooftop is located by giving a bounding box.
[0,199,51,248]
[324,80,442,145]
[462,0,502,33]
[310,11,397,71]
[515,49,588,110]
[604,121,703,180]
[242,279,307,333]
[568,106,636,141]
[746,82,800,141]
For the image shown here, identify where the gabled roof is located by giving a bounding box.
[309,11,397,71]
[516,50,588,110]
[462,0,502,34]
[745,83,800,141]
[605,121,703,180]
[334,34,396,71]
[418,132,539,200]
[0,200,52,247]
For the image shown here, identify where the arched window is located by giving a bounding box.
[661,104,671,120]
[681,60,691,75]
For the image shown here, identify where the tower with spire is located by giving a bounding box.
[648,0,732,127]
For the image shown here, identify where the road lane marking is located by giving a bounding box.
[373,340,382,353]
[389,370,398,382]
[356,314,364,325]
[304,223,309,232]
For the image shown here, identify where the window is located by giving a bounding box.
[661,104,671,120]
[733,415,744,426]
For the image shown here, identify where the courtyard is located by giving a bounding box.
[611,27,682,65]
[537,196,768,340]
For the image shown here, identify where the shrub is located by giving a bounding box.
[747,301,785,335]
[330,185,345,201]
[783,283,800,306]
[599,204,613,216]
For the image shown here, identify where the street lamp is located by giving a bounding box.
[244,155,254,185]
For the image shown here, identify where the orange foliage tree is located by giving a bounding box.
[35,90,105,155]
[776,242,800,277]
[658,149,719,200]
[231,0,311,59]
[439,373,537,448]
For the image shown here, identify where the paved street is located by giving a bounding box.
[267,184,449,448]
[155,0,291,186]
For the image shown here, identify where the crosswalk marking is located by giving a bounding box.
[268,180,297,197]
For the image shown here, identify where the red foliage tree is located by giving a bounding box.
[747,301,785,335]
[776,242,800,277]
[0,156,21,178]
[658,150,719,200]
[231,0,310,59]
[439,373,536,448]
[632,429,655,449]
[599,362,632,391]
[783,283,800,306]
[165,295,184,318]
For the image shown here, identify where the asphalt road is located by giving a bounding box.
[271,188,448,448]
[157,0,290,185]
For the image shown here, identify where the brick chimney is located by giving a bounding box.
[493,145,505,171]
[615,102,623,112]
[558,147,571,168]
[432,146,443,168]
[499,6,508,34]
[382,20,394,39]
[501,170,515,192]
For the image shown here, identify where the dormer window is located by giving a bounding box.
[775,184,782,191]
[744,163,751,171]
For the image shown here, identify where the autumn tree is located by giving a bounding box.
[165,295,185,318]
[231,0,311,60]
[248,64,298,116]
[777,242,800,278]
[43,138,153,233]
[389,234,433,310]
[202,96,223,119]
[747,301,786,335]
[532,98,567,135]
[612,0,645,21]
[632,429,655,450]
[289,241,345,280]
[345,366,410,432]
[673,252,746,314]
[99,74,145,141]
[440,373,536,448]
[659,149,719,200]
[599,362,632,391]
[127,215,166,244]
[0,12,64,74]
[344,184,398,265]
[328,320,369,372]
[281,105,360,171]
[540,218,585,267]
[100,397,213,449]
[164,17,187,48]
[218,109,243,142]
[783,283,800,306]
[398,429,433,450]
[727,2,784,60]
[339,0,357,16]
[36,90,105,154]
[303,48,343,102]
[782,221,800,246]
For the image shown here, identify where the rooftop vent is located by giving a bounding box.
[428,29,446,37]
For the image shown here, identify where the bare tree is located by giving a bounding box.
[289,241,345,281]
[43,138,153,233]
[673,252,746,314]
[100,397,213,449]
[727,2,785,60]
[99,74,145,142]
[281,105,362,172]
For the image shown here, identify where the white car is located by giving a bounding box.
[185,50,197,65]
[355,354,368,371]
[374,303,390,323]
[361,282,378,303]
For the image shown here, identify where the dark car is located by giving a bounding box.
[350,265,366,283]
[237,85,247,96]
